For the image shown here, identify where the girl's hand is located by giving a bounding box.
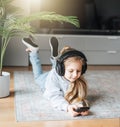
[80,110,89,116]
[67,105,89,117]
[67,105,81,117]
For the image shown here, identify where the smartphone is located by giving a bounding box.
[75,106,90,113]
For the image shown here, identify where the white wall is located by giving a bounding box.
[12,0,31,15]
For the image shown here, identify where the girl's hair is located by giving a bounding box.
[65,76,87,104]
[60,46,75,55]
[60,46,88,104]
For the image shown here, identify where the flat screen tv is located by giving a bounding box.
[31,0,120,35]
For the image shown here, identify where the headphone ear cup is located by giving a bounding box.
[56,60,64,76]
[81,62,87,75]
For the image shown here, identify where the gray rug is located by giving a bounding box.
[14,70,120,122]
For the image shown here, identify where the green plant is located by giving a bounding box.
[0,0,80,76]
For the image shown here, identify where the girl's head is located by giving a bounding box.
[56,46,87,82]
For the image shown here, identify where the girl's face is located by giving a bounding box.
[64,57,83,82]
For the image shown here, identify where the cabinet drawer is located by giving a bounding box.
[83,36,120,51]
[59,35,86,50]
[3,37,29,66]
[85,51,120,65]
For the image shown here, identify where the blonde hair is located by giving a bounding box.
[60,46,75,55]
[65,77,87,104]
[60,46,88,104]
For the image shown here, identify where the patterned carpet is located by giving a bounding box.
[14,70,120,122]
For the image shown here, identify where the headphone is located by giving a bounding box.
[56,50,87,76]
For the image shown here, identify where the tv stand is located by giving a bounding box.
[35,34,120,65]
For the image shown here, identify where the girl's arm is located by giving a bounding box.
[43,82,69,111]
[43,69,69,111]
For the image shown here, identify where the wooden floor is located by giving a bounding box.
[0,65,120,127]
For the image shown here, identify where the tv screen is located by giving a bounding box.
[31,0,120,35]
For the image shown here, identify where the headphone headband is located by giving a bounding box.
[58,50,87,62]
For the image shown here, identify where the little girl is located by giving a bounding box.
[22,36,89,117]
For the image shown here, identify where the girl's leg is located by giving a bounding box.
[22,37,48,90]
[49,37,59,68]
[22,36,59,90]
[30,36,59,83]
[50,57,57,68]
[29,52,49,90]
[29,52,43,79]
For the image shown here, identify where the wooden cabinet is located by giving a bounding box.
[35,34,120,65]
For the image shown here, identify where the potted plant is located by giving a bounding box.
[0,0,80,98]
